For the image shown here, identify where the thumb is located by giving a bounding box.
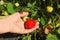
[20,12,29,17]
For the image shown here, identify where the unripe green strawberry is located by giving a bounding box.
[23,16,29,21]
[25,19,36,29]
[2,11,9,16]
[46,6,54,13]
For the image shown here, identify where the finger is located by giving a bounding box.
[23,22,39,34]
[10,12,29,18]
[19,12,29,17]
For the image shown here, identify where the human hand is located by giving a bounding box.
[0,12,39,34]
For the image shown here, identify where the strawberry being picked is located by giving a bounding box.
[25,19,36,29]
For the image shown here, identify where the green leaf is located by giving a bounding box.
[57,4,60,8]
[7,3,15,14]
[32,1,36,6]
[22,35,31,40]
[48,18,52,24]
[27,3,32,7]
[22,36,27,40]
[40,17,46,25]
[37,18,41,22]
[27,1,36,8]
[56,23,60,27]
[57,28,60,34]
[22,7,31,12]
[34,30,37,40]
[31,11,37,17]
[28,35,31,40]
[46,33,59,40]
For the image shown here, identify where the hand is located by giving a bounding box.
[0,12,39,34]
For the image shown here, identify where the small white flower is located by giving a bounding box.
[0,0,4,5]
[15,2,19,7]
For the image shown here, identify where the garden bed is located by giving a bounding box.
[0,0,60,40]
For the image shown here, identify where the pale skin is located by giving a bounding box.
[0,12,39,34]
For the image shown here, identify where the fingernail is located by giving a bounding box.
[37,26,39,28]
[37,22,39,24]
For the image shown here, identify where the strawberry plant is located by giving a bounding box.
[0,0,60,40]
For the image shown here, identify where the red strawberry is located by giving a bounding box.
[25,19,36,29]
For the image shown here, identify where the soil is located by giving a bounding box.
[0,31,47,40]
